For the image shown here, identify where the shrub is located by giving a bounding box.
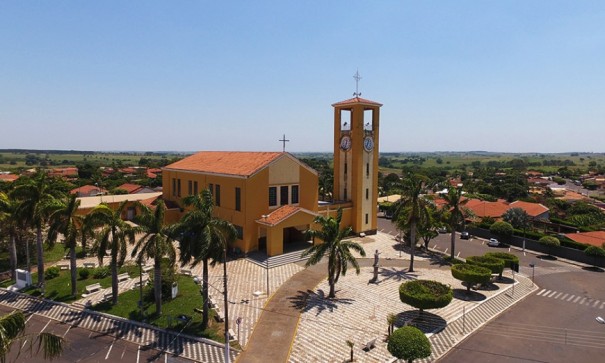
[466,255,505,275]
[451,263,492,292]
[44,266,60,280]
[584,246,605,268]
[539,236,560,257]
[489,221,514,237]
[387,326,431,362]
[399,280,453,315]
[78,268,90,280]
[92,266,110,279]
[484,252,519,278]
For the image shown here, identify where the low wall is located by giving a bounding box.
[466,227,605,268]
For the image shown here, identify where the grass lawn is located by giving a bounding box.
[17,263,142,303]
[92,274,225,342]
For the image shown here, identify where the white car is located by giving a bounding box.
[488,238,500,247]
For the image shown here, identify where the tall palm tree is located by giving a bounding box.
[442,185,468,259]
[172,189,236,329]
[392,174,431,272]
[0,310,64,361]
[46,195,84,297]
[87,201,137,304]
[302,208,366,299]
[0,192,22,280]
[132,200,176,315]
[11,173,63,287]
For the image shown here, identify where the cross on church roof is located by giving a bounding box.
[279,134,290,152]
[353,70,362,97]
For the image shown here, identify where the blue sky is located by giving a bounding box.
[1,1,604,153]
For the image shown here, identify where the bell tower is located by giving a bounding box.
[332,75,382,235]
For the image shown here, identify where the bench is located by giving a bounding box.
[228,328,237,341]
[102,292,113,302]
[85,283,102,294]
[180,269,192,276]
[83,262,96,269]
[208,297,217,309]
[117,273,129,282]
[57,263,69,270]
[362,338,376,351]
[214,309,225,322]
[142,265,153,273]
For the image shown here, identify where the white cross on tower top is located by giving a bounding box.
[353,70,362,97]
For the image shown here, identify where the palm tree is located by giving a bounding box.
[172,189,236,329]
[442,185,468,260]
[132,200,176,315]
[11,173,62,287]
[47,195,84,297]
[392,174,431,272]
[0,310,64,361]
[0,193,23,280]
[87,201,137,304]
[302,208,366,299]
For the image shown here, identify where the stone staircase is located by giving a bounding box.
[246,250,310,269]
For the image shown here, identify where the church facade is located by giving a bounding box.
[161,96,382,256]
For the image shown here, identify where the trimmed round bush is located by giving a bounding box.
[585,245,605,258]
[489,221,514,237]
[78,268,90,279]
[539,236,560,257]
[399,280,453,314]
[466,255,505,275]
[485,252,520,278]
[387,326,431,361]
[44,266,60,280]
[451,263,492,292]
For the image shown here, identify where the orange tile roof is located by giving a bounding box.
[164,151,284,177]
[509,201,549,218]
[464,200,510,218]
[116,183,143,194]
[70,185,107,195]
[332,97,383,107]
[565,231,605,247]
[0,174,19,182]
[256,205,317,226]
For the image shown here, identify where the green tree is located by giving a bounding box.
[584,246,605,268]
[441,185,468,259]
[171,189,237,329]
[393,174,431,272]
[399,280,453,316]
[0,192,23,280]
[451,263,492,293]
[466,255,504,276]
[0,310,64,361]
[387,326,431,363]
[132,200,177,315]
[502,208,530,230]
[46,195,85,297]
[11,173,63,287]
[538,236,560,258]
[87,201,138,304]
[302,208,366,299]
[489,221,514,237]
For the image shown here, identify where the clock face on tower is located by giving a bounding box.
[340,135,352,151]
[363,136,374,152]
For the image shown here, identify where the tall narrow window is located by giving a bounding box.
[366,188,369,200]
[209,183,214,196]
[235,187,241,211]
[366,163,369,177]
[215,184,221,206]
[291,185,299,204]
[269,187,277,206]
[172,178,176,197]
[280,186,289,205]
[177,179,181,197]
[344,188,348,200]
[193,181,198,195]
[344,162,348,174]
[365,213,369,224]
[188,180,192,196]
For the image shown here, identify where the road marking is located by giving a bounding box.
[523,252,526,256]
[579,297,587,305]
[443,248,448,254]
[105,339,115,360]
[456,252,461,258]
[164,353,168,363]
[593,300,600,307]
[537,289,548,296]
[433,244,438,249]
[554,292,563,299]
[40,319,51,334]
[546,291,557,297]
[573,296,582,303]
[559,293,569,300]
[62,325,71,338]
[567,295,575,301]
[25,314,34,324]
[136,346,140,363]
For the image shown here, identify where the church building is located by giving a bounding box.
[161,95,382,256]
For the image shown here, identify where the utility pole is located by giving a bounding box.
[223,248,230,363]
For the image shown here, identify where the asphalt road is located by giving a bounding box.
[0,305,191,363]
[377,218,605,363]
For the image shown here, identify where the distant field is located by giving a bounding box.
[0,150,187,170]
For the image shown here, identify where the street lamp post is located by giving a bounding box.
[223,248,230,363]
[529,262,535,286]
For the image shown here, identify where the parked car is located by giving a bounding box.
[437,227,448,234]
[460,231,470,240]
[488,238,500,247]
